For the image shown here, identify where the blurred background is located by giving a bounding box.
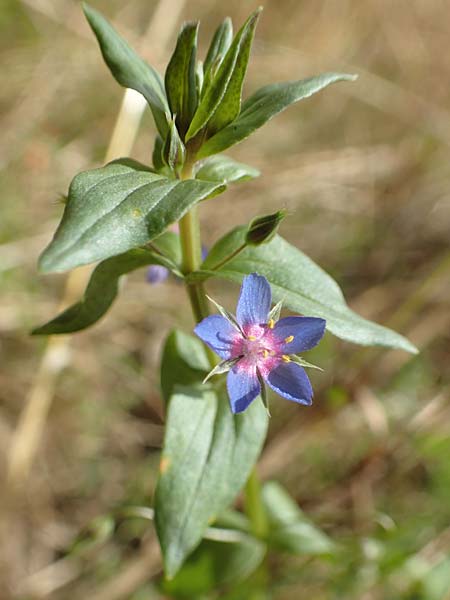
[1,0,449,598]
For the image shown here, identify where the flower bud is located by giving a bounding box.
[245,210,286,246]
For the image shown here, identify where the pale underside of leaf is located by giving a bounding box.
[155,387,268,578]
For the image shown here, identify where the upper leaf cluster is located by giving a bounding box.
[83,3,354,172]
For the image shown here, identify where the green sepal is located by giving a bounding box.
[83,3,169,137]
[262,481,334,556]
[200,226,418,353]
[38,159,225,273]
[203,356,242,384]
[185,8,261,142]
[206,294,243,334]
[290,355,323,371]
[154,385,268,578]
[268,299,283,322]
[198,73,357,158]
[164,22,199,138]
[195,155,260,185]
[256,369,270,416]
[33,234,181,335]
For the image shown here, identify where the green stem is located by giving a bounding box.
[208,242,247,272]
[178,160,215,365]
[178,157,268,567]
[244,468,268,539]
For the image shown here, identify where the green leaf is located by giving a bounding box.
[155,386,268,578]
[262,481,334,556]
[195,155,260,185]
[160,534,265,597]
[33,234,181,335]
[83,3,169,137]
[164,22,199,138]
[34,234,183,338]
[198,72,357,158]
[203,18,233,82]
[39,159,225,273]
[200,227,417,353]
[160,330,209,404]
[421,557,450,600]
[185,9,261,142]
[162,118,186,174]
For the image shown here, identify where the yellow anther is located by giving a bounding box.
[284,335,294,344]
[248,335,257,341]
[262,349,269,359]
[282,355,291,362]
[270,350,276,356]
[268,319,275,329]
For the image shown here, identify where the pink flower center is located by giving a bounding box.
[230,323,283,378]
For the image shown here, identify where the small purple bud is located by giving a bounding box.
[201,245,208,261]
[146,265,170,285]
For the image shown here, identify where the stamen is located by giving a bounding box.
[284,335,294,344]
[268,319,275,329]
[270,350,276,356]
[248,335,257,341]
[262,349,269,359]
[282,355,291,362]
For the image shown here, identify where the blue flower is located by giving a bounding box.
[146,264,170,284]
[146,245,209,285]
[194,273,326,414]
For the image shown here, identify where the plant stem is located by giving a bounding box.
[178,160,216,366]
[208,242,247,272]
[244,468,268,539]
[178,157,268,558]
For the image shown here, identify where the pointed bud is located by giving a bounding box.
[245,210,286,246]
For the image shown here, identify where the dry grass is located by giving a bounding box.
[1,0,449,598]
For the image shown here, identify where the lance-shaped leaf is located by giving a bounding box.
[195,155,260,185]
[161,533,265,596]
[155,385,268,578]
[39,159,225,273]
[200,226,418,353]
[83,3,169,137]
[160,330,209,403]
[197,72,357,158]
[203,17,233,82]
[33,234,180,335]
[185,9,261,142]
[164,22,199,138]
[262,481,334,555]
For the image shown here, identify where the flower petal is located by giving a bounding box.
[265,362,313,405]
[236,273,271,328]
[194,315,239,359]
[146,265,169,284]
[273,316,326,354]
[227,362,261,413]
